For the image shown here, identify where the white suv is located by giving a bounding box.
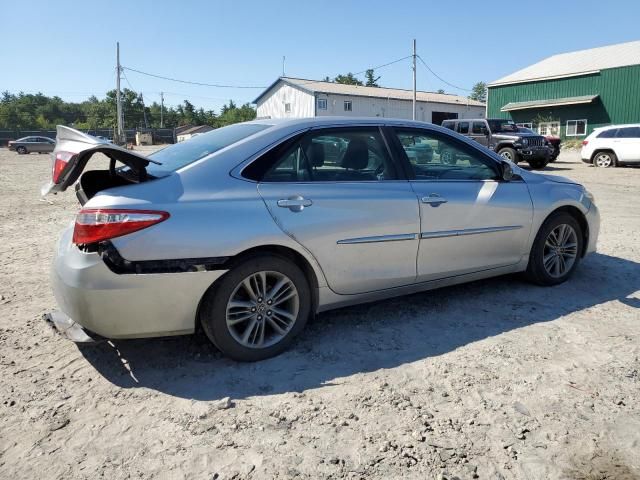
[581,124,640,167]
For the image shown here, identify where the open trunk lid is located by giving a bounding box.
[41,125,161,196]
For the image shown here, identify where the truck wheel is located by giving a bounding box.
[528,158,548,170]
[497,147,517,162]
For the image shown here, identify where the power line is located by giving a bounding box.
[416,55,472,92]
[294,55,413,86]
[123,66,267,89]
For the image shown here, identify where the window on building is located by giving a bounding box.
[317,98,327,110]
[344,100,352,112]
[566,119,587,136]
[538,121,560,136]
[284,103,291,113]
[457,122,469,134]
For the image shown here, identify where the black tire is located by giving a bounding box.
[592,151,617,168]
[497,147,517,163]
[16,146,27,154]
[525,212,583,286]
[528,158,549,170]
[199,254,311,361]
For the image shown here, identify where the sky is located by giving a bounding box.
[2,0,639,112]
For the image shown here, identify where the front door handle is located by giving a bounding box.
[277,195,313,212]
[421,193,448,207]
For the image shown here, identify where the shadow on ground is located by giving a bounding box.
[79,253,638,400]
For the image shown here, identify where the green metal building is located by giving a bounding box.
[487,41,640,139]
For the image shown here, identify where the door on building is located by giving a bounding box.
[432,112,458,125]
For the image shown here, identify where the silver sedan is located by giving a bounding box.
[9,136,56,154]
[44,118,599,361]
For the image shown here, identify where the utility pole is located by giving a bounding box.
[412,39,417,121]
[282,56,286,77]
[160,92,164,128]
[116,42,124,144]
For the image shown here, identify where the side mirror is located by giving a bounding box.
[501,161,514,181]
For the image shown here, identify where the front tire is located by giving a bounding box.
[498,147,517,163]
[528,158,549,170]
[16,146,27,154]
[199,255,311,361]
[593,151,617,168]
[525,213,583,286]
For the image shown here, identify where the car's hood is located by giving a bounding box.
[519,169,579,185]
[494,132,543,140]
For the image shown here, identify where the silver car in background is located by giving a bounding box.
[9,136,56,154]
[44,118,599,361]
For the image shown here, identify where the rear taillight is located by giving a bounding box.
[52,151,75,184]
[582,140,589,146]
[72,209,170,245]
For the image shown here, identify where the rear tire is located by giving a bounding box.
[199,255,311,361]
[593,151,617,168]
[498,147,517,162]
[528,158,549,170]
[16,146,27,154]
[525,212,583,286]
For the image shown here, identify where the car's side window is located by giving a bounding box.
[598,129,617,138]
[616,127,640,138]
[261,128,398,182]
[393,128,500,181]
[457,122,470,134]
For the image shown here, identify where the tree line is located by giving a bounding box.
[0,90,256,131]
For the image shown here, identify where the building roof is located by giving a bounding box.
[489,40,640,87]
[254,77,485,107]
[501,95,599,112]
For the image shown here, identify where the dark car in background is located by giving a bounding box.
[442,118,551,169]
[518,127,560,162]
[8,136,56,154]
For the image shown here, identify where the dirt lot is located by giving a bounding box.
[0,147,638,480]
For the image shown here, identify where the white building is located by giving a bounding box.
[254,77,485,124]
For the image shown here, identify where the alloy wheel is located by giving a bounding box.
[595,154,612,167]
[500,150,513,160]
[543,224,578,278]
[225,271,299,349]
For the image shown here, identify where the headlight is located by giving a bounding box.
[521,138,529,146]
[583,188,595,204]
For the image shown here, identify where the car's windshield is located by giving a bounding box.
[147,123,272,175]
[488,120,519,133]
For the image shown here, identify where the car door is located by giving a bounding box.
[469,121,489,148]
[257,126,420,295]
[389,127,533,282]
[613,127,640,162]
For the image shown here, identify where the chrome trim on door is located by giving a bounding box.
[337,233,417,245]
[420,225,522,239]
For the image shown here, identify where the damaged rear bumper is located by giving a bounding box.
[43,311,103,343]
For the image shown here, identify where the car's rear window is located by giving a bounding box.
[147,123,271,175]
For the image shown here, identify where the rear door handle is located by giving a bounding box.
[421,193,447,206]
[277,195,313,212]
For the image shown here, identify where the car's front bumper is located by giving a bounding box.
[585,202,600,255]
[517,146,550,160]
[50,227,228,339]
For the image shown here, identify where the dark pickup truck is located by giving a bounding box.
[442,118,551,169]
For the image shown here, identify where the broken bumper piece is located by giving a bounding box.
[43,311,104,343]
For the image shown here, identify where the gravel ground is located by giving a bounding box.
[0,147,638,480]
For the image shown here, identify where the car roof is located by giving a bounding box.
[595,123,640,130]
